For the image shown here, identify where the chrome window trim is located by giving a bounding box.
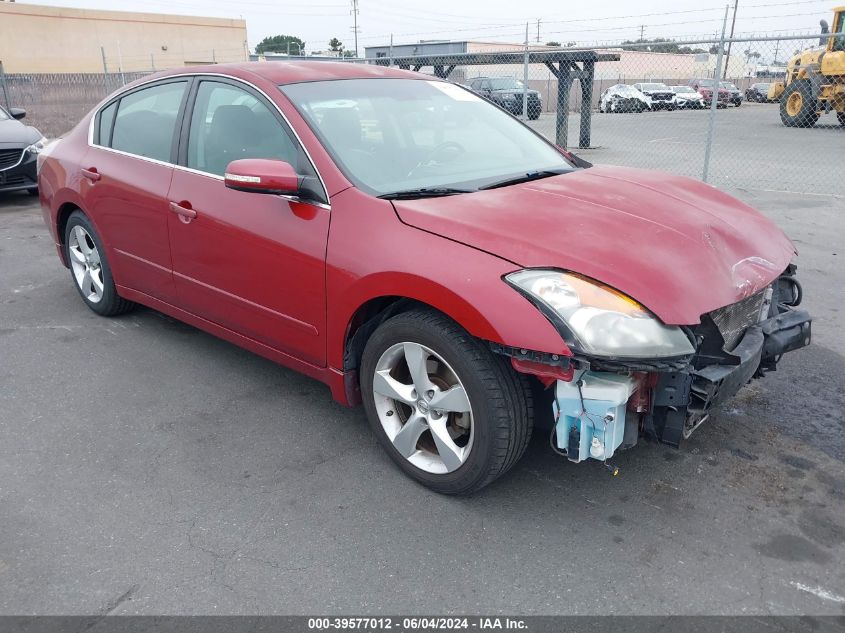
[87,72,331,207]
[0,148,27,172]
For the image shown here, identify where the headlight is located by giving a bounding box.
[505,270,695,359]
[26,137,47,154]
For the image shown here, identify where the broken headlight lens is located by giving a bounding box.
[505,270,695,359]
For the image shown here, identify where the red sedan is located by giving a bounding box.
[38,62,810,494]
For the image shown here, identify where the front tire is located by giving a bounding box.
[360,309,533,494]
[781,80,819,127]
[64,211,135,316]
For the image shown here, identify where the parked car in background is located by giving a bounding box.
[598,84,650,113]
[38,62,811,494]
[468,77,542,119]
[670,86,705,109]
[632,82,676,110]
[0,105,46,196]
[720,82,743,106]
[745,82,773,102]
[688,79,731,108]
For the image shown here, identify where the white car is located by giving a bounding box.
[598,84,650,113]
[670,86,705,109]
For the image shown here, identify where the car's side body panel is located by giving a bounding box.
[38,116,93,257]
[81,145,178,303]
[324,187,571,372]
[167,168,331,366]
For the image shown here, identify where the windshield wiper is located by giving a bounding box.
[479,169,569,191]
[378,187,473,200]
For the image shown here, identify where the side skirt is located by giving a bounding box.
[116,285,352,406]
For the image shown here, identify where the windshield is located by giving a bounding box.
[698,79,715,87]
[281,78,572,196]
[720,82,738,89]
[672,86,694,93]
[610,85,640,96]
[488,78,525,90]
[0,107,8,121]
[640,83,668,90]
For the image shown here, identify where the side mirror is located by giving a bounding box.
[10,108,26,120]
[224,159,299,195]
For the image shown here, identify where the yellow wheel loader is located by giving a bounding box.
[768,7,845,127]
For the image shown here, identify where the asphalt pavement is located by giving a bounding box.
[1,185,844,616]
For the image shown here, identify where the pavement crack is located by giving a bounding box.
[98,583,139,617]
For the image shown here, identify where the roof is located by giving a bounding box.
[149,61,424,85]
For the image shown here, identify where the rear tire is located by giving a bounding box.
[780,80,819,128]
[360,309,533,495]
[838,111,845,126]
[64,211,135,317]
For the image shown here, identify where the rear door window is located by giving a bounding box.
[110,81,188,162]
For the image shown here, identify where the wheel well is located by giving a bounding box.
[342,295,551,423]
[343,296,425,373]
[56,203,82,245]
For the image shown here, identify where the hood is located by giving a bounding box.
[0,118,41,148]
[392,166,795,325]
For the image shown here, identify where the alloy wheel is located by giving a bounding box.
[371,342,474,474]
[68,225,104,303]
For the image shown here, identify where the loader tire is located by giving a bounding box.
[780,80,819,128]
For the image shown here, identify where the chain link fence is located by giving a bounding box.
[0,66,152,139]
[2,31,842,196]
[369,32,844,196]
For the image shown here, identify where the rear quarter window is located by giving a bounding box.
[96,102,117,146]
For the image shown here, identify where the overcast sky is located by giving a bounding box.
[13,0,834,54]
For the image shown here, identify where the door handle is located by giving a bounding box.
[81,167,101,182]
[168,201,198,223]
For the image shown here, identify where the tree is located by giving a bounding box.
[545,41,561,47]
[620,37,705,54]
[329,38,344,53]
[342,50,355,58]
[744,49,762,63]
[256,35,305,55]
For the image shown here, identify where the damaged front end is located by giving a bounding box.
[500,266,811,465]
[644,266,809,448]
